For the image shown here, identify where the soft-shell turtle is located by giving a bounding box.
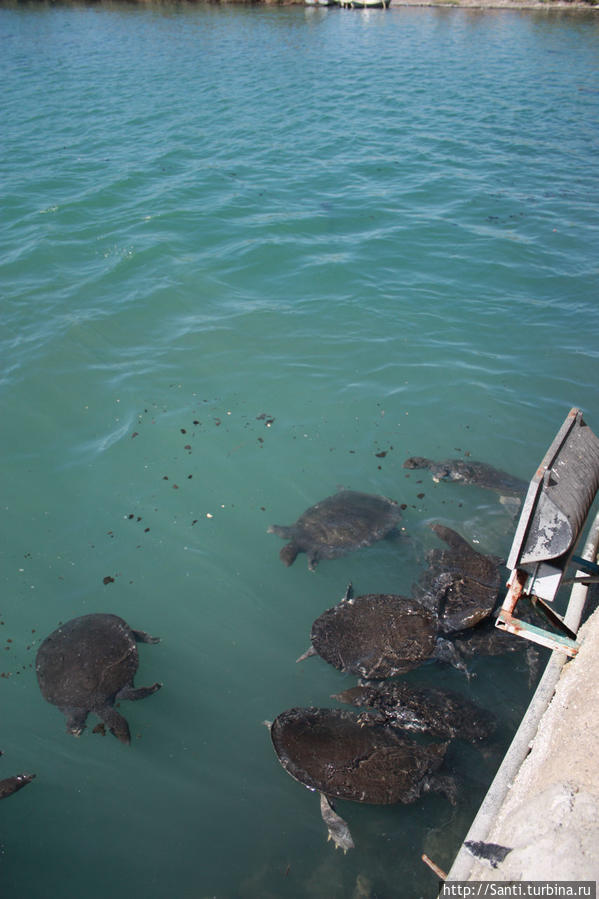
[268,490,401,571]
[333,681,495,743]
[403,457,527,498]
[414,524,503,633]
[0,752,35,800]
[267,707,456,850]
[297,585,465,679]
[36,613,162,745]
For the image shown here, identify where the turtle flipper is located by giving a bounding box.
[319,793,354,852]
[131,629,160,645]
[424,773,458,806]
[307,550,320,571]
[429,523,471,553]
[499,495,522,516]
[98,705,131,745]
[0,774,35,800]
[434,636,472,677]
[268,526,301,566]
[280,543,300,567]
[116,682,162,702]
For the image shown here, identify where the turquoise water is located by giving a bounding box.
[1,3,599,896]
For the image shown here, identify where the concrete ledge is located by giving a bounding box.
[467,605,599,881]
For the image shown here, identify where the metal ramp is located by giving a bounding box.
[496,407,599,656]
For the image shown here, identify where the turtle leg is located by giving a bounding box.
[423,773,458,806]
[131,629,160,645]
[429,523,471,553]
[0,774,35,800]
[434,637,472,677]
[116,681,162,702]
[97,705,131,745]
[307,551,320,572]
[499,495,522,516]
[526,644,540,688]
[319,793,354,852]
[279,543,300,567]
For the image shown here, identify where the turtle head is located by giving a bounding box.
[430,463,455,483]
[403,456,432,470]
[280,543,299,567]
[65,708,88,738]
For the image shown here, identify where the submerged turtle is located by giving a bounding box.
[403,457,527,499]
[266,707,456,850]
[451,613,542,687]
[0,752,35,800]
[297,584,466,679]
[333,680,496,743]
[267,490,401,571]
[413,523,504,633]
[36,613,162,745]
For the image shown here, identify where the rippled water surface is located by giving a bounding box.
[1,3,599,896]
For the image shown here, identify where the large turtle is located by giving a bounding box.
[0,752,35,800]
[36,613,162,745]
[413,523,504,633]
[266,707,456,851]
[403,457,527,498]
[267,490,401,571]
[297,585,467,679]
[332,681,496,743]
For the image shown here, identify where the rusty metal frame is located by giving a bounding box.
[496,570,580,657]
[495,408,599,657]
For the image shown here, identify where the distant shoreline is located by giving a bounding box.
[390,0,597,9]
[3,0,597,9]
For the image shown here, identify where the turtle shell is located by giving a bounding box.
[333,681,496,743]
[36,613,139,710]
[270,707,448,804]
[268,490,401,570]
[414,524,503,633]
[308,593,437,678]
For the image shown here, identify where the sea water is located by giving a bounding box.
[1,3,599,896]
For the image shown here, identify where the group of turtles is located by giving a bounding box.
[2,453,528,863]
[264,457,529,852]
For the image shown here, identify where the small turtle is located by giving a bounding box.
[0,752,35,800]
[36,613,162,745]
[403,457,527,499]
[267,490,401,571]
[413,523,503,633]
[297,585,466,679]
[266,708,456,850]
[333,680,496,743]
